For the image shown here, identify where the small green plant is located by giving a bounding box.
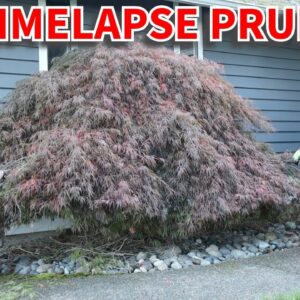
[69,249,85,261]
[89,255,120,270]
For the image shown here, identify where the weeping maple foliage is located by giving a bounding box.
[0,44,298,237]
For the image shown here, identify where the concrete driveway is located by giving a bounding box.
[39,248,300,300]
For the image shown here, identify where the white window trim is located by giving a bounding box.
[173,1,204,60]
[38,0,48,71]
[197,6,204,60]
[173,2,204,60]
[69,0,78,50]
[173,2,181,54]
[38,0,78,72]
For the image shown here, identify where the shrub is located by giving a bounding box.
[0,44,298,238]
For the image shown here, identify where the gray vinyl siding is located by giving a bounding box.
[0,0,39,110]
[203,9,300,153]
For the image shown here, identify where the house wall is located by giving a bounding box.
[203,8,300,153]
[0,0,39,111]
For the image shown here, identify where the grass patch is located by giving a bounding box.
[264,292,300,300]
[0,275,38,300]
[0,274,71,300]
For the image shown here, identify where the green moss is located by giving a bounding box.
[69,249,84,261]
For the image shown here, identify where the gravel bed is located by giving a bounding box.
[1,221,300,276]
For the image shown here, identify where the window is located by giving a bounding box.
[173,3,203,59]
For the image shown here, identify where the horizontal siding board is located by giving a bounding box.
[0,74,29,89]
[0,0,39,111]
[236,88,300,101]
[0,88,12,100]
[267,142,300,152]
[224,75,300,92]
[204,41,300,61]
[204,51,300,71]
[251,100,300,111]
[2,42,38,48]
[221,65,300,81]
[272,122,300,132]
[263,111,300,122]
[255,132,300,143]
[203,6,300,152]
[0,59,38,75]
[0,45,39,61]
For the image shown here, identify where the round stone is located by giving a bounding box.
[159,246,182,260]
[134,268,142,273]
[201,259,211,266]
[253,240,269,250]
[205,245,222,258]
[177,255,193,268]
[18,266,31,275]
[36,264,52,274]
[191,256,202,265]
[247,245,259,253]
[219,247,231,256]
[54,267,64,275]
[171,261,182,270]
[256,233,265,240]
[154,260,168,271]
[149,255,158,264]
[265,233,277,242]
[286,222,297,230]
[142,261,153,271]
[231,250,247,259]
[136,252,147,261]
[140,266,148,273]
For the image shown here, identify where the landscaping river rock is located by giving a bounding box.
[1,221,300,276]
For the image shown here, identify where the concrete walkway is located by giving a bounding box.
[39,248,300,300]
